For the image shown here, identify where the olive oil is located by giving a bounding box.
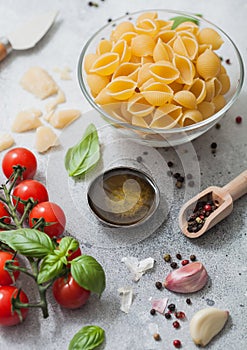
[87,167,159,227]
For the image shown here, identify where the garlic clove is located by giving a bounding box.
[164,261,208,293]
[190,307,229,347]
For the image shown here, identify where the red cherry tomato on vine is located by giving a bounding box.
[12,180,49,214]
[0,202,11,229]
[56,238,82,261]
[0,252,20,285]
[0,286,28,326]
[29,201,66,238]
[2,147,37,180]
[52,274,91,309]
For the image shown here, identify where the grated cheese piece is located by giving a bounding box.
[0,133,15,152]
[121,256,155,282]
[151,298,168,314]
[43,110,54,122]
[35,126,59,153]
[11,108,43,133]
[53,66,72,80]
[49,109,81,129]
[118,286,133,314]
[20,67,58,99]
[45,89,66,112]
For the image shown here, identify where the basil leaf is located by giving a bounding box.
[170,14,202,29]
[0,228,55,258]
[69,325,105,350]
[37,254,65,284]
[57,236,79,257]
[71,255,106,296]
[65,123,100,177]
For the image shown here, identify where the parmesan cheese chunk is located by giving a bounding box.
[12,108,43,133]
[35,126,59,153]
[0,133,15,152]
[45,89,66,112]
[53,66,72,80]
[20,67,58,99]
[49,109,81,129]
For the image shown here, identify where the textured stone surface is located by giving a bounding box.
[0,0,246,349]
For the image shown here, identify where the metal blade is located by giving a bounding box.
[8,11,58,50]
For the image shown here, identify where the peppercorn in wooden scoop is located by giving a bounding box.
[179,170,247,238]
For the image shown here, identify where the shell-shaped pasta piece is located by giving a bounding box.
[120,31,138,45]
[219,64,227,74]
[112,40,131,63]
[212,95,226,112]
[106,77,137,100]
[127,93,154,117]
[96,39,113,55]
[151,104,182,128]
[155,19,173,31]
[134,18,159,37]
[197,27,224,50]
[90,52,120,76]
[180,109,203,126]
[197,101,215,119]
[185,78,206,104]
[205,77,222,102]
[155,30,177,44]
[173,35,198,60]
[173,90,197,109]
[173,54,195,85]
[110,21,135,42]
[141,81,173,106]
[84,53,99,74]
[198,44,212,55]
[136,11,158,24]
[112,62,140,80]
[217,74,230,95]
[177,30,196,40]
[137,63,153,86]
[131,34,156,57]
[196,49,221,80]
[132,115,150,128]
[175,21,199,35]
[153,38,174,62]
[149,61,180,84]
[87,74,110,97]
[94,87,117,105]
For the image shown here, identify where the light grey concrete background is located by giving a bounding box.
[0,0,246,349]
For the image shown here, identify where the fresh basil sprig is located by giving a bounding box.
[71,255,106,296]
[0,228,55,258]
[170,14,202,29]
[65,123,100,177]
[69,325,105,350]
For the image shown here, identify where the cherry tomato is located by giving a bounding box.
[0,202,11,229]
[29,201,66,238]
[0,286,28,326]
[2,147,37,180]
[12,180,49,214]
[0,252,20,285]
[52,274,91,309]
[56,238,82,262]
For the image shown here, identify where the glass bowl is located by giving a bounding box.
[78,9,244,147]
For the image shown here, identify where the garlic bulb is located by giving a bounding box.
[164,261,208,293]
[190,307,229,346]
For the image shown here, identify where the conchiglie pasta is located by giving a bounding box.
[149,61,180,84]
[90,52,120,76]
[173,54,195,85]
[205,77,222,102]
[110,21,135,42]
[217,73,230,94]
[131,34,156,57]
[136,11,158,24]
[137,63,153,86]
[141,81,173,106]
[127,93,154,117]
[120,31,138,44]
[173,90,197,109]
[175,21,199,35]
[153,38,174,62]
[112,62,140,80]
[179,109,203,126]
[151,104,182,128]
[197,27,224,50]
[84,53,99,74]
[134,18,159,37]
[212,94,226,112]
[185,78,206,104]
[155,29,177,44]
[106,77,137,100]
[173,35,198,60]
[196,49,221,80]
[94,87,117,105]
[197,101,215,119]
[112,40,131,63]
[96,40,112,55]
[87,74,110,97]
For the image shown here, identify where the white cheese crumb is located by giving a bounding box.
[121,256,155,281]
[118,286,133,314]
[11,108,42,133]
[45,89,66,112]
[0,133,15,152]
[35,126,59,153]
[49,109,81,129]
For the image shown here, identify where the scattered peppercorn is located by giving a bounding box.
[175,311,186,319]
[135,87,140,93]
[150,308,156,315]
[165,312,172,319]
[168,303,176,312]
[170,262,178,269]
[211,142,217,149]
[173,320,180,329]
[155,281,163,290]
[226,58,231,65]
[175,181,183,189]
[167,161,174,167]
[88,1,99,7]
[215,123,221,129]
[186,298,192,305]
[107,18,112,22]
[177,175,185,183]
[176,253,182,260]
[190,254,196,261]
[136,156,142,163]
[236,116,242,124]
[173,339,182,348]
[164,253,171,262]
[173,172,181,179]
[181,259,189,266]
[153,333,161,341]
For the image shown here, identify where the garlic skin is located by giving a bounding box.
[190,307,229,347]
[164,262,208,293]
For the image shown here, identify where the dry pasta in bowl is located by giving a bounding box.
[78,10,244,146]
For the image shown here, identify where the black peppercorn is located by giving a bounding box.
[165,312,171,319]
[190,254,196,261]
[150,308,156,315]
[176,253,182,260]
[167,161,174,167]
[186,298,192,305]
[170,262,178,269]
[168,303,176,312]
[211,142,217,149]
[155,281,163,290]
[164,253,171,262]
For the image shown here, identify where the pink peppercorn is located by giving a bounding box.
[181,259,189,266]
[173,339,182,348]
[236,116,242,124]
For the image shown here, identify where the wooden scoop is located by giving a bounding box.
[179,170,247,238]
